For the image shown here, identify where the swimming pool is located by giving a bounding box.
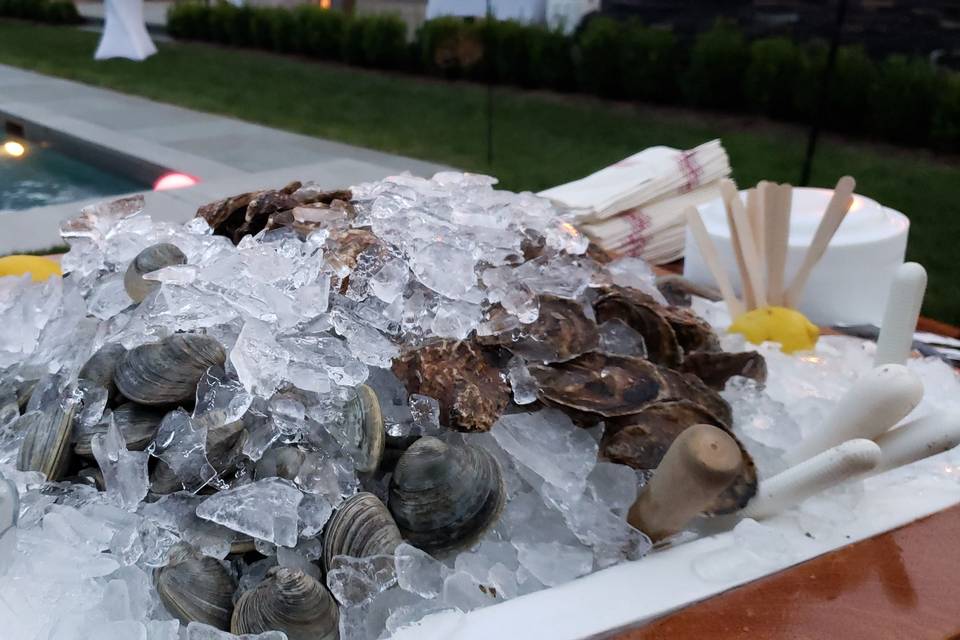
[1,140,149,211]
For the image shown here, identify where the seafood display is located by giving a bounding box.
[0,171,957,640]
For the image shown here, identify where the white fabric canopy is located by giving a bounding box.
[426,0,546,23]
[94,0,157,61]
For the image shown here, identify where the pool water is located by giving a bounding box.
[1,143,148,212]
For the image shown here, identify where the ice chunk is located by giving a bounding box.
[430,300,482,340]
[325,554,396,607]
[692,518,797,583]
[606,256,666,304]
[87,273,134,319]
[151,408,219,493]
[186,621,287,640]
[514,541,593,586]
[395,543,446,598]
[597,319,647,357]
[491,409,598,495]
[369,258,409,304]
[408,394,442,436]
[440,571,498,612]
[196,478,303,548]
[411,242,477,300]
[92,416,150,510]
[506,356,538,405]
[194,366,253,430]
[297,493,333,538]
[230,320,290,395]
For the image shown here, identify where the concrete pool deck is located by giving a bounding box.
[0,63,449,254]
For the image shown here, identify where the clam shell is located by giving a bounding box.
[157,543,237,630]
[124,243,187,303]
[78,343,127,400]
[16,399,76,481]
[255,446,307,482]
[321,492,403,573]
[231,567,339,640]
[114,334,226,406]
[350,384,384,473]
[602,400,757,514]
[74,402,165,457]
[388,436,504,553]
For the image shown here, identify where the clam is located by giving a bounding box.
[344,384,384,473]
[150,459,182,495]
[593,285,681,367]
[114,334,226,406]
[74,402,165,457]
[680,350,767,391]
[255,446,309,483]
[321,492,403,573]
[76,466,105,491]
[231,567,339,640]
[124,243,187,303]
[16,397,77,481]
[388,436,504,553]
[157,543,237,630]
[78,343,127,400]
[392,339,511,433]
[478,295,599,363]
[602,400,757,513]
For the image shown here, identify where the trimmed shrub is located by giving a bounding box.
[683,18,749,110]
[932,73,960,153]
[416,16,472,77]
[744,37,804,120]
[268,7,298,53]
[620,21,680,103]
[526,26,575,91]
[489,20,532,86]
[43,0,80,24]
[361,14,408,69]
[249,7,276,50]
[870,55,942,146]
[296,5,346,60]
[576,16,624,98]
[167,3,210,40]
[341,15,366,65]
[797,43,877,134]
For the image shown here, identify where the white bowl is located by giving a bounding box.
[683,187,910,325]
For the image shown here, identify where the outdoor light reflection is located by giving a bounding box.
[2,140,26,158]
[153,172,198,191]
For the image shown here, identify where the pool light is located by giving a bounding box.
[153,172,198,191]
[2,140,26,158]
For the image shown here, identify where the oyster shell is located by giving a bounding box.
[388,436,504,553]
[680,350,768,390]
[156,543,237,630]
[74,402,165,457]
[392,339,511,433]
[231,567,339,640]
[114,334,226,406]
[658,305,721,355]
[124,243,187,303]
[478,295,599,363]
[321,492,403,573]
[593,285,681,367]
[602,400,757,513]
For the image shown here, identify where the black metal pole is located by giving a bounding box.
[486,0,494,167]
[799,0,849,186]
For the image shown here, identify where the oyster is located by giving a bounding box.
[658,305,721,355]
[16,394,77,481]
[593,285,681,367]
[114,334,226,406]
[78,343,127,400]
[392,339,511,433]
[124,243,187,303]
[478,295,599,363]
[196,182,305,244]
[602,400,757,514]
[321,492,403,573]
[156,543,237,630]
[388,436,504,553]
[74,402,165,457]
[680,350,768,390]
[231,567,339,640]
[655,274,721,307]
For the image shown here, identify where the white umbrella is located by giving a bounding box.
[94,0,158,61]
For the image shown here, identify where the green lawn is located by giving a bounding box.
[1,21,958,324]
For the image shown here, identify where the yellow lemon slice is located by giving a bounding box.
[0,255,63,282]
[729,306,819,354]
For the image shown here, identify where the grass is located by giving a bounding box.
[1,21,958,324]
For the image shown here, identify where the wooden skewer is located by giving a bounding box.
[746,185,765,276]
[721,179,767,310]
[684,206,745,318]
[725,198,756,311]
[784,176,856,308]
[764,183,792,307]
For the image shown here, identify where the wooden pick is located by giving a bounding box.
[721,179,767,309]
[685,207,745,318]
[746,185,765,276]
[628,424,743,542]
[764,183,792,306]
[784,176,855,308]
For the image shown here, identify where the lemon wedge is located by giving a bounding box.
[0,255,62,282]
[729,306,819,354]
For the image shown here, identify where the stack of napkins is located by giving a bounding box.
[538,140,731,264]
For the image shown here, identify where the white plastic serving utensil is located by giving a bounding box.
[743,438,881,520]
[872,410,960,475]
[784,364,923,466]
[874,262,928,367]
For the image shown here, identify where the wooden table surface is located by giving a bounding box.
[611,504,960,640]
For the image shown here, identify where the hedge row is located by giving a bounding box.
[0,0,81,24]
[166,3,960,153]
